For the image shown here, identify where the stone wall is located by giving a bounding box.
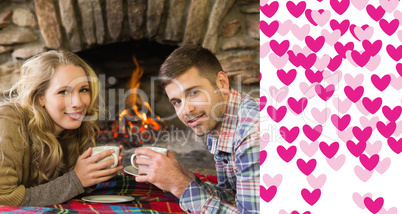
[0,0,259,97]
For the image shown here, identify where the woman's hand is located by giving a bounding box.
[74,147,124,188]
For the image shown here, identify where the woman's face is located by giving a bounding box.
[40,64,91,136]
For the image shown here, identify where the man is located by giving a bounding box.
[134,45,259,213]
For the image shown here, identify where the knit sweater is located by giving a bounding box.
[0,107,86,207]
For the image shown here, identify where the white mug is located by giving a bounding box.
[91,146,119,169]
[131,147,168,169]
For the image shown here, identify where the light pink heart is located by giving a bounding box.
[355,26,374,41]
[321,29,341,46]
[359,116,379,129]
[292,44,312,55]
[356,100,370,116]
[326,154,345,171]
[299,82,317,99]
[333,97,352,114]
[379,0,399,13]
[307,174,326,189]
[397,30,402,43]
[351,0,369,10]
[365,55,381,71]
[344,73,364,89]
[366,141,382,156]
[269,53,288,69]
[379,207,398,214]
[269,86,289,103]
[394,120,402,136]
[311,10,331,27]
[354,165,374,182]
[375,157,391,174]
[338,127,353,143]
[345,50,358,67]
[291,24,311,41]
[300,140,319,157]
[390,74,402,90]
[263,174,282,187]
[314,55,331,71]
[260,0,269,6]
[323,70,342,85]
[260,42,271,58]
[261,132,270,150]
[353,192,373,209]
[394,10,402,25]
[278,20,293,36]
[311,107,331,124]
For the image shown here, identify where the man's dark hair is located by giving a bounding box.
[159,44,223,88]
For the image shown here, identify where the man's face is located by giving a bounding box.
[164,67,227,137]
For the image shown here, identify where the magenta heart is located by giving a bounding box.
[301,188,321,205]
[260,185,277,203]
[330,19,350,36]
[277,69,297,86]
[347,140,366,157]
[260,150,267,165]
[349,24,370,41]
[260,96,267,111]
[297,158,317,176]
[330,0,350,15]
[327,55,343,71]
[261,20,279,37]
[351,50,371,67]
[362,40,382,56]
[303,125,322,141]
[305,36,325,52]
[261,1,279,18]
[382,105,402,121]
[396,63,402,77]
[366,5,385,21]
[362,97,382,114]
[386,44,402,61]
[331,114,351,131]
[287,97,308,114]
[334,41,354,58]
[371,74,390,91]
[379,18,399,36]
[344,86,364,103]
[267,106,287,123]
[359,154,379,171]
[319,141,339,159]
[277,145,297,162]
[315,84,335,101]
[286,1,306,18]
[364,197,384,214]
[301,53,317,69]
[376,121,396,138]
[387,137,402,154]
[305,9,317,26]
[352,126,373,142]
[270,40,290,57]
[280,126,300,143]
[305,69,323,83]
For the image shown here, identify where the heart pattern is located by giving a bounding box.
[260,1,401,212]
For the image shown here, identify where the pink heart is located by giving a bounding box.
[379,0,399,13]
[338,127,353,143]
[356,100,370,116]
[328,55,343,71]
[311,108,331,124]
[297,158,317,175]
[362,40,382,56]
[354,165,374,182]
[365,55,381,71]
[351,0,368,10]
[260,42,271,58]
[359,154,379,171]
[366,4,386,21]
[394,10,402,24]
[353,192,372,209]
[277,69,296,85]
[390,74,402,90]
[260,20,279,37]
[301,188,321,205]
[347,140,366,157]
[292,44,312,55]
[394,121,402,137]
[306,174,326,189]
[269,53,288,69]
[260,185,277,203]
[333,97,352,114]
[261,133,269,150]
[387,137,402,154]
[263,174,282,187]
[377,121,396,138]
[398,30,402,43]
[319,141,339,159]
[315,84,335,101]
[371,74,391,91]
[260,96,267,111]
[287,97,308,114]
[267,106,287,123]
[261,150,267,166]
[326,154,345,171]
[355,26,374,41]
[303,125,322,141]
[351,50,371,67]
[344,85,364,103]
[286,1,307,18]
[375,157,390,174]
[353,126,373,142]
[364,197,384,214]
[383,105,402,122]
[362,97,383,114]
[345,73,364,88]
[277,145,297,162]
[260,1,279,18]
[314,54,331,71]
[280,126,300,143]
[260,0,269,6]
[366,140,382,156]
[359,116,379,129]
[379,207,398,214]
[330,19,350,36]
[305,69,323,84]
[269,86,289,103]
[321,29,341,46]
[291,24,310,41]
[323,69,342,86]
[311,10,331,26]
[270,40,290,57]
[331,114,351,131]
[278,20,293,36]
[330,0,350,15]
[379,19,399,36]
[334,41,354,58]
[345,50,359,67]
[305,36,325,52]
[300,140,319,157]
[386,44,402,61]
[299,82,317,99]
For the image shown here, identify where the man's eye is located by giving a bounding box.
[190,90,199,96]
[172,100,182,106]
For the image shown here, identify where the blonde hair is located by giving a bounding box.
[1,50,103,186]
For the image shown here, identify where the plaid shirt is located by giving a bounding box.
[179,89,260,213]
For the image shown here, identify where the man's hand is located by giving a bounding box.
[134,148,194,198]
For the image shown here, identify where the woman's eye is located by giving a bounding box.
[58,90,68,95]
[81,88,90,93]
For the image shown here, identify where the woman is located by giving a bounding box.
[0,50,123,206]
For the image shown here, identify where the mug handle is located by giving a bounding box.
[111,153,118,168]
[130,154,140,169]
